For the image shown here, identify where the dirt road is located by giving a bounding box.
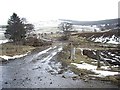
[0,45,119,88]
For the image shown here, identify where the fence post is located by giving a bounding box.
[97,50,101,68]
[70,42,73,60]
[70,42,76,60]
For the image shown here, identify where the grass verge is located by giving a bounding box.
[0,42,35,56]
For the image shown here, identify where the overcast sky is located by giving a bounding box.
[0,0,119,25]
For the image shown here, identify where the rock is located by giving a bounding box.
[5,82,8,84]
[50,82,52,84]
[40,79,42,81]
[84,79,88,82]
[62,75,66,78]
[25,77,28,80]
[58,70,64,74]
[72,76,78,80]
[72,78,77,80]
[81,73,84,76]
[38,77,40,79]
[13,79,16,81]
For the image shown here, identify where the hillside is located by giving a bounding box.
[60,18,119,25]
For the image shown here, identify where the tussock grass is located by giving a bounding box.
[0,43,35,56]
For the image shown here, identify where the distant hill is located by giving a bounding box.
[60,18,120,25]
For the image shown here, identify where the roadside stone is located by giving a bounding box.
[50,82,52,84]
[62,75,66,78]
[40,79,42,81]
[38,77,40,79]
[13,79,16,81]
[58,70,64,74]
[4,82,8,84]
[72,76,78,80]
[25,77,29,80]
[84,79,88,82]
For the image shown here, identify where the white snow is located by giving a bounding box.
[71,63,119,77]
[40,46,63,62]
[0,40,8,44]
[93,35,119,44]
[33,46,57,60]
[39,46,63,73]
[36,47,52,56]
[92,70,119,77]
[0,51,30,60]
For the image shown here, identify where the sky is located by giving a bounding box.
[0,0,119,25]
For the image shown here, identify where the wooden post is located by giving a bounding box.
[70,42,76,60]
[73,47,76,60]
[97,50,101,68]
[70,42,73,60]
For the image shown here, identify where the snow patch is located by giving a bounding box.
[0,40,8,44]
[71,63,119,77]
[93,35,119,44]
[0,51,30,60]
[40,46,63,63]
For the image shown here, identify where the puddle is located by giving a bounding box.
[63,70,78,78]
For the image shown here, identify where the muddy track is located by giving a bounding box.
[0,45,119,88]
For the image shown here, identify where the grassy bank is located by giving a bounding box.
[0,42,35,56]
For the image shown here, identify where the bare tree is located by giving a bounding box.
[58,22,73,40]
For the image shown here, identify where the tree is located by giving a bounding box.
[5,13,34,44]
[58,22,73,40]
[21,17,34,33]
[25,24,34,34]
[58,22,73,32]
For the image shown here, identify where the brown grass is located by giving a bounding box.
[0,43,35,56]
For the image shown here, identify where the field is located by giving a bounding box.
[57,30,120,85]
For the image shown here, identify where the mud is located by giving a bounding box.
[0,46,119,88]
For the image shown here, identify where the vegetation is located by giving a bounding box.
[5,13,34,44]
[58,22,73,40]
[0,42,35,56]
[57,35,119,85]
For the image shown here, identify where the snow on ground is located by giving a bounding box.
[37,46,63,73]
[0,51,30,60]
[0,40,8,44]
[40,46,63,63]
[71,63,119,77]
[93,35,119,44]
[32,46,57,60]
